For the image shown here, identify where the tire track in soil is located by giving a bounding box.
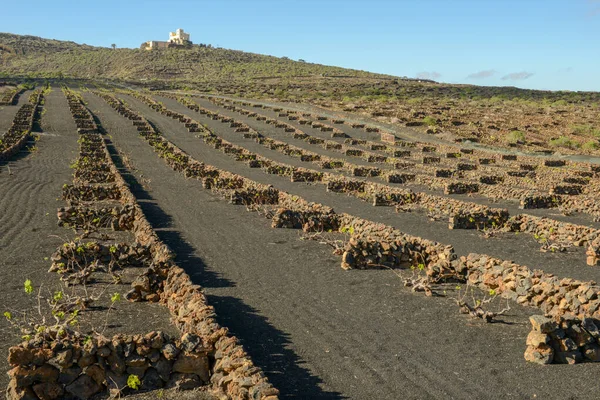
[83,92,600,399]
[0,181,45,250]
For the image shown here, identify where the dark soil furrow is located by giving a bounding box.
[0,89,78,391]
[0,181,45,248]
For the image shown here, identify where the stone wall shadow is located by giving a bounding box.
[208,294,346,399]
[0,138,36,169]
[103,134,233,289]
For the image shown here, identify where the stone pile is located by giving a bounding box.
[62,184,122,202]
[0,90,43,161]
[386,173,416,184]
[449,209,509,230]
[506,214,600,248]
[0,86,23,105]
[478,158,496,165]
[57,204,136,231]
[423,156,441,164]
[479,175,504,185]
[351,166,382,177]
[550,185,583,195]
[545,160,567,167]
[506,170,531,177]
[363,183,416,206]
[459,253,600,320]
[519,194,562,209]
[326,178,366,194]
[337,214,461,280]
[49,240,150,277]
[6,330,214,399]
[524,315,600,364]
[457,163,477,171]
[272,192,339,231]
[444,182,479,194]
[587,238,600,266]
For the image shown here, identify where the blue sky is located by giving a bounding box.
[2,0,599,91]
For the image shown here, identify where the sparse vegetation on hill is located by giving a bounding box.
[0,33,94,56]
[0,33,387,83]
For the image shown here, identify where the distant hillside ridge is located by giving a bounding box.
[0,32,394,83]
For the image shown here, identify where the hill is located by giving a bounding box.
[0,33,392,84]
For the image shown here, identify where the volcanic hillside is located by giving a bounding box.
[0,33,389,83]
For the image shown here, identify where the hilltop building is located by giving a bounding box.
[141,29,192,50]
[169,28,190,45]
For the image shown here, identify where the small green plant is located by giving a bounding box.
[506,130,526,144]
[549,136,579,149]
[24,279,34,295]
[582,140,600,151]
[423,116,437,126]
[340,226,355,235]
[550,99,568,106]
[127,374,141,390]
[102,292,122,334]
[53,291,64,303]
[52,311,65,320]
[570,124,600,137]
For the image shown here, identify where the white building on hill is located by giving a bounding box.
[142,28,192,50]
[169,29,190,45]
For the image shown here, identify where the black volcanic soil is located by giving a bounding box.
[78,91,600,400]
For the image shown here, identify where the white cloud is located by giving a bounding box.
[501,71,534,81]
[416,71,441,80]
[467,70,496,79]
